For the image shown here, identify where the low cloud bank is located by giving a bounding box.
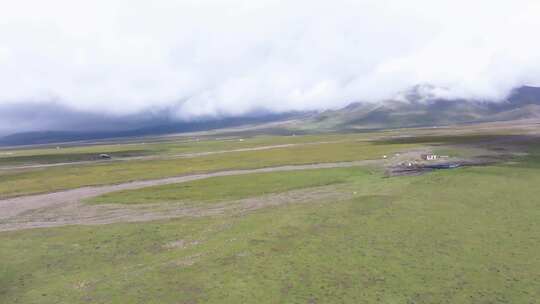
[1,0,539,133]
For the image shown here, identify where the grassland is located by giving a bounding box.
[0,134,367,162]
[88,167,362,205]
[0,135,298,165]
[0,150,150,167]
[0,139,415,198]
[2,127,540,303]
[2,156,540,303]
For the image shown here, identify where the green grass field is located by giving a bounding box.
[1,130,539,303]
[0,139,414,198]
[0,134,366,162]
[0,150,150,166]
[2,153,540,303]
[88,167,362,205]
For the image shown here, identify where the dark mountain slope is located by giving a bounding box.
[306,85,540,130]
[0,112,302,146]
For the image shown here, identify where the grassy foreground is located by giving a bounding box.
[2,159,540,303]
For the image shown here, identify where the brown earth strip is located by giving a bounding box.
[0,185,352,232]
[0,148,434,232]
[0,160,384,231]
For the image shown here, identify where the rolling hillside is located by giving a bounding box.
[3,86,540,146]
[302,85,540,131]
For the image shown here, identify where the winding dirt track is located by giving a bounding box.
[0,141,350,171]
[0,144,301,171]
[0,160,381,231]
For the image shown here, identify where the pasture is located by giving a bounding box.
[1,126,539,303]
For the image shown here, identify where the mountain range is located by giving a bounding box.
[2,85,540,146]
[302,85,540,131]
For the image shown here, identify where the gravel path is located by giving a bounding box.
[0,160,381,230]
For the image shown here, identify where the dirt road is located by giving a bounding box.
[0,160,383,231]
[0,141,349,171]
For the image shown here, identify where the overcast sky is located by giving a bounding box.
[1,0,540,134]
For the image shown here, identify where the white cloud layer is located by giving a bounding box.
[1,0,540,120]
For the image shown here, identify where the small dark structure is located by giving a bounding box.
[99,154,112,159]
[389,162,462,176]
[424,163,460,169]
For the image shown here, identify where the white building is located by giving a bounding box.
[421,154,438,161]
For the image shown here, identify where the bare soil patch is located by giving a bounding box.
[0,160,381,231]
[0,147,454,231]
[0,184,352,232]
